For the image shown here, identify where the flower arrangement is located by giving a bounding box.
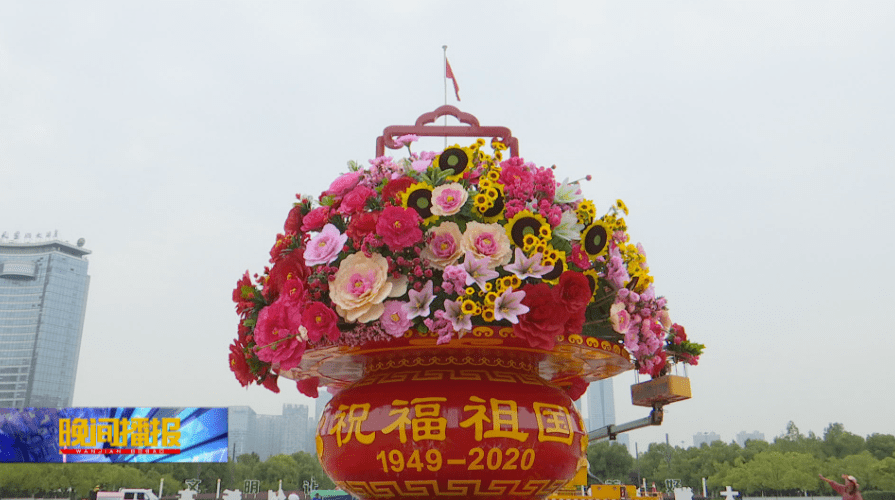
[230,136,703,394]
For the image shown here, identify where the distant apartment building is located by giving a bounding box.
[228,404,315,460]
[693,431,721,447]
[0,232,91,408]
[736,430,765,447]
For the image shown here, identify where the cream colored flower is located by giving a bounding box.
[460,221,512,269]
[430,183,469,216]
[330,253,393,323]
[420,222,464,269]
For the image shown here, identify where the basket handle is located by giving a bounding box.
[376,105,519,158]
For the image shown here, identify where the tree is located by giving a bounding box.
[587,442,634,482]
[823,423,865,459]
[866,433,895,460]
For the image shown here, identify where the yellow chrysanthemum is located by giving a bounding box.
[481,309,496,322]
[616,199,629,216]
[486,169,501,182]
[540,249,567,284]
[461,299,478,315]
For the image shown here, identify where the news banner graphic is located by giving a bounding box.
[0,407,227,463]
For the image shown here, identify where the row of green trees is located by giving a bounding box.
[0,451,333,498]
[588,422,895,496]
[2,422,892,498]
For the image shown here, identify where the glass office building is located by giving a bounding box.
[0,234,91,408]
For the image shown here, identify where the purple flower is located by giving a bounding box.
[303,224,348,266]
[504,248,551,280]
[441,299,472,334]
[461,252,499,290]
[493,288,529,324]
[403,280,435,319]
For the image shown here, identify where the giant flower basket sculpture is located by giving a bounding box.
[229,107,703,500]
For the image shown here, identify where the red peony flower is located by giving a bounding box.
[381,177,415,205]
[296,377,319,398]
[229,339,254,387]
[233,271,256,316]
[346,211,379,244]
[284,204,304,234]
[261,373,280,393]
[301,207,331,233]
[564,377,589,401]
[646,350,668,378]
[338,185,376,215]
[302,302,340,342]
[555,271,591,334]
[376,206,423,251]
[253,296,306,370]
[513,283,568,350]
[265,251,309,302]
[556,271,591,314]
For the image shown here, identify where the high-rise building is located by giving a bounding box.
[693,431,721,447]
[586,379,616,430]
[0,233,91,408]
[736,431,765,447]
[228,404,315,460]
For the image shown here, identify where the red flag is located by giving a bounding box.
[446,58,460,101]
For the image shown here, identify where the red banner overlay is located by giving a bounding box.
[60,448,180,455]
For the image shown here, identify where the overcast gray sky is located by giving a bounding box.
[2,1,893,453]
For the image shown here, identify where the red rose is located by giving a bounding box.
[381,177,415,205]
[513,283,568,350]
[301,207,331,232]
[376,206,423,251]
[284,204,304,234]
[338,185,376,215]
[346,211,379,244]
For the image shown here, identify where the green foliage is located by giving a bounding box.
[868,434,895,460]
[864,492,895,500]
[588,442,634,482]
[823,423,866,459]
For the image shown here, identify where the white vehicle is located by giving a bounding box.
[96,489,159,500]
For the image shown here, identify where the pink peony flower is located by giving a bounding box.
[329,252,393,322]
[324,171,362,198]
[304,224,348,266]
[609,302,631,334]
[395,134,419,147]
[460,222,512,269]
[431,183,468,216]
[420,222,463,269]
[376,206,423,252]
[381,300,413,337]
